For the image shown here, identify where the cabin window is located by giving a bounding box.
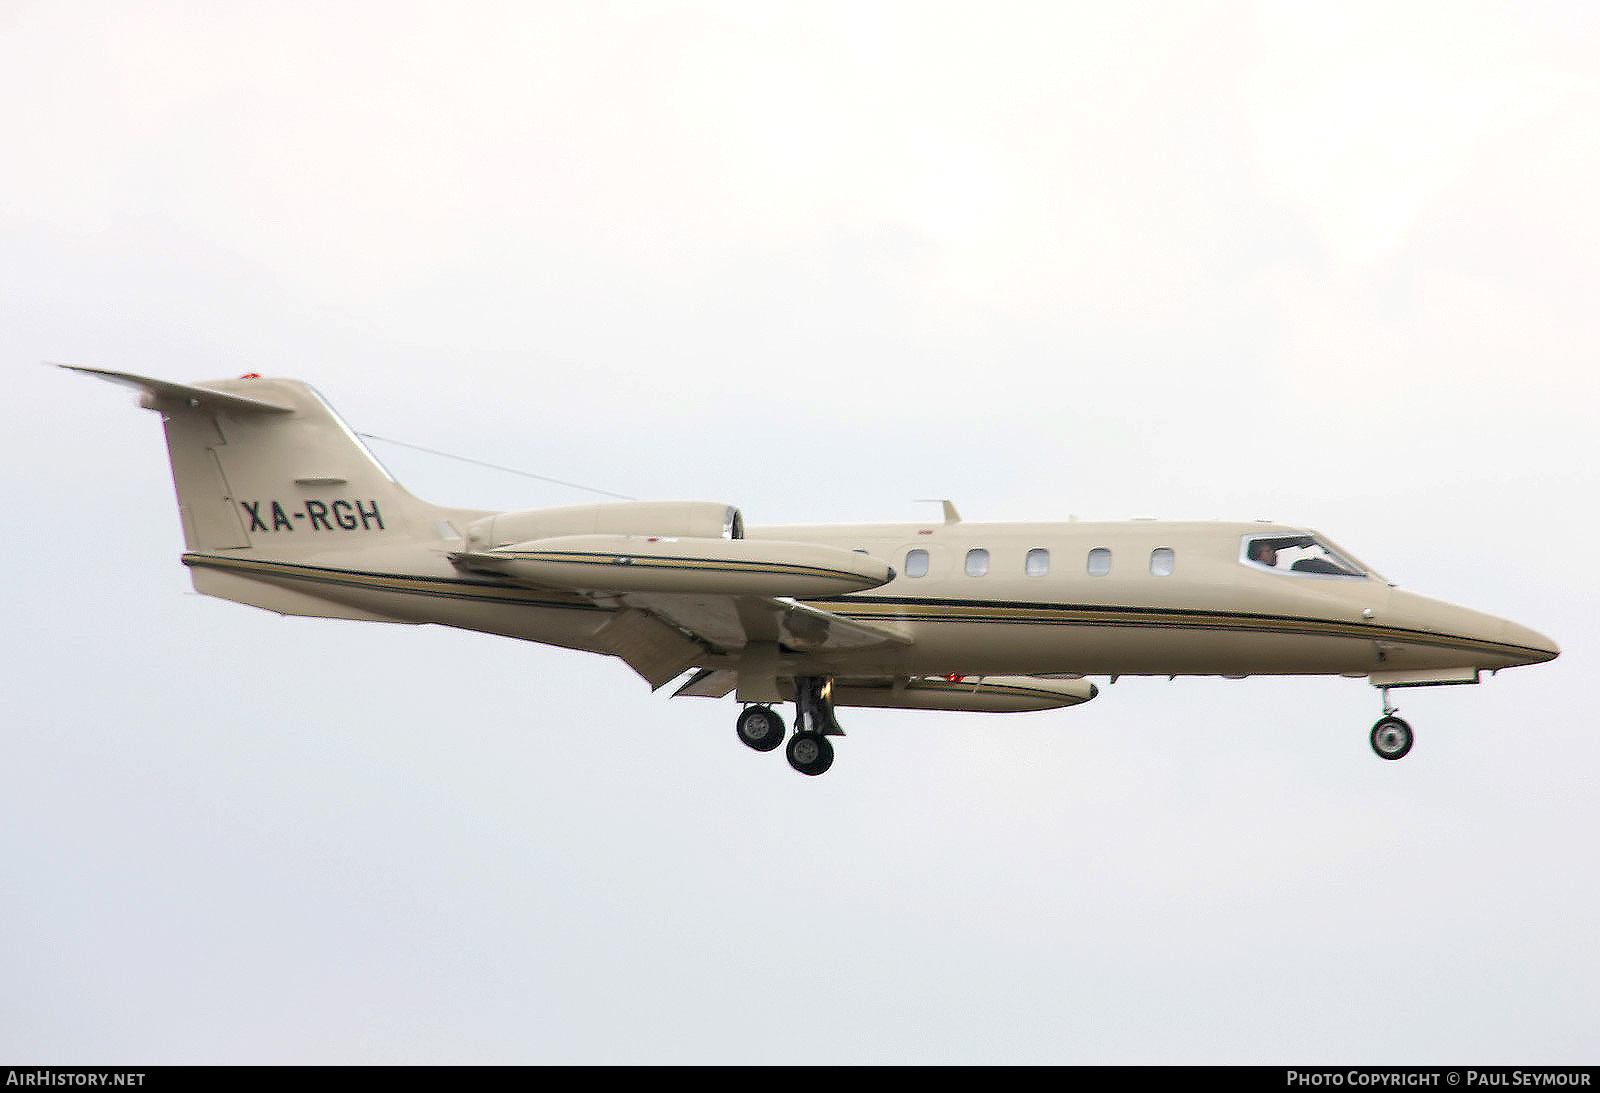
[1025,548,1050,576]
[1087,547,1112,577]
[1242,535,1365,578]
[905,548,930,578]
[965,548,990,577]
[1150,547,1175,576]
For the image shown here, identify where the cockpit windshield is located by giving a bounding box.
[1241,534,1368,579]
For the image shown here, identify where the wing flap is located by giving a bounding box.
[673,668,738,698]
[593,608,706,690]
[621,591,913,655]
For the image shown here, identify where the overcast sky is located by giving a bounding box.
[4,1,1597,1064]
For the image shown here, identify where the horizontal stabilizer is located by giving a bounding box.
[58,363,295,415]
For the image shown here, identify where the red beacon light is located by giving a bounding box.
[240,373,261,379]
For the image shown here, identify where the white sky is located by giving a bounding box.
[4,0,1596,1064]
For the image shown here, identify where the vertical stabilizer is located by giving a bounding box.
[64,366,441,552]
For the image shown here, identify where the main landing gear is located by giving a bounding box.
[735,676,841,776]
[1369,688,1415,761]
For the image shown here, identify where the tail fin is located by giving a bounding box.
[62,363,464,549]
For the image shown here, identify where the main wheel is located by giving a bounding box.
[736,706,786,752]
[785,731,835,776]
[1370,716,1414,760]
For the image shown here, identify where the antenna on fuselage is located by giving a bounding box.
[916,499,962,524]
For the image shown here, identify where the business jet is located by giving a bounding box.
[65,365,1559,776]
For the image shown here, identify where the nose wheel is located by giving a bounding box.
[1369,687,1414,760]
[1370,715,1414,760]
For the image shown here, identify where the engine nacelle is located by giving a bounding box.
[463,501,743,552]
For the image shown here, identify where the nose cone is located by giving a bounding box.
[1383,590,1559,671]
[1499,620,1560,666]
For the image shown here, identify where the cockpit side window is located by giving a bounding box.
[1242,535,1366,578]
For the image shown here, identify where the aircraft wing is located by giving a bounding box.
[582,591,914,693]
[451,538,913,689]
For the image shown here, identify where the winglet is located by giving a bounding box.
[56,363,295,415]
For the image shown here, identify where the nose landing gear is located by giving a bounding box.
[1369,688,1414,760]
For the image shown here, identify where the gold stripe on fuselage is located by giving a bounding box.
[806,595,1541,662]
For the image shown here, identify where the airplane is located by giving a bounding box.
[64,364,1560,776]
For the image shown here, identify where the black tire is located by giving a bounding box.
[785,731,834,776]
[1370,716,1414,761]
[736,706,786,752]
